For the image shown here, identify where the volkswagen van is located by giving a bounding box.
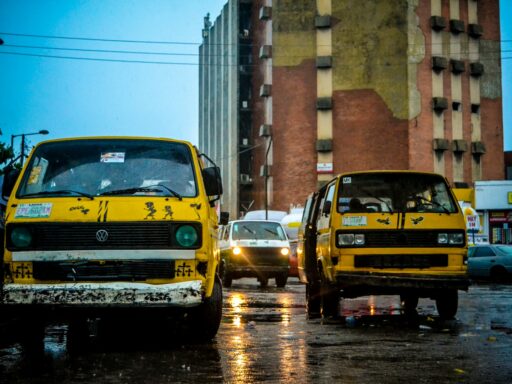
[0,136,225,344]
[297,171,469,319]
[219,220,290,287]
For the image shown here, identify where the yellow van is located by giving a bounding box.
[1,136,226,344]
[297,171,469,319]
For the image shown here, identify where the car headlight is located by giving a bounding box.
[11,227,33,248]
[338,234,365,246]
[437,233,448,244]
[175,225,199,247]
[232,246,242,255]
[280,247,290,256]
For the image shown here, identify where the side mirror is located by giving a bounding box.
[322,200,332,216]
[2,167,21,200]
[219,211,229,226]
[202,166,223,197]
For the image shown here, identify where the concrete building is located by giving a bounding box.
[199,0,503,219]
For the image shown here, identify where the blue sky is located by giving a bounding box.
[0,0,510,156]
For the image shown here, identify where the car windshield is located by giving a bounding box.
[495,245,512,256]
[337,172,458,214]
[17,139,197,198]
[232,221,287,241]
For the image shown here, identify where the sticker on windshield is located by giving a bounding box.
[342,216,367,226]
[15,203,53,219]
[101,152,125,163]
[342,177,352,184]
[27,166,42,185]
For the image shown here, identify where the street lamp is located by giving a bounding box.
[263,136,272,220]
[11,130,49,166]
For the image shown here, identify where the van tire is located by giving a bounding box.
[222,272,233,288]
[20,318,45,355]
[306,281,321,318]
[319,270,339,319]
[435,289,458,319]
[400,294,419,316]
[259,276,269,288]
[276,273,288,287]
[191,277,223,342]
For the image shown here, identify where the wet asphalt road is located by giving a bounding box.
[1,278,512,383]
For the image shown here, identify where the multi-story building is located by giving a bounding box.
[199,0,503,219]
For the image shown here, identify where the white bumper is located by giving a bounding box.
[1,280,203,307]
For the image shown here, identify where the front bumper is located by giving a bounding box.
[1,280,203,307]
[334,272,470,297]
[226,265,289,277]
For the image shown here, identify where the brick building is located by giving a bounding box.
[199,0,503,219]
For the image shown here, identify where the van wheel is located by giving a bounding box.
[259,276,269,288]
[306,281,321,318]
[20,318,46,355]
[222,272,233,288]
[435,289,458,319]
[275,273,288,287]
[191,277,223,342]
[319,271,339,319]
[400,294,419,316]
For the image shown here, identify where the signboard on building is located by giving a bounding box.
[317,163,333,174]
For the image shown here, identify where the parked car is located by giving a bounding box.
[219,220,291,288]
[468,244,512,281]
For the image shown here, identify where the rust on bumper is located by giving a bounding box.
[1,280,203,307]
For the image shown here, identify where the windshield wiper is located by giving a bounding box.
[21,190,95,200]
[99,186,182,200]
[411,195,451,214]
[263,228,278,237]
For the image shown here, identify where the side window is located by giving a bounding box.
[473,246,496,258]
[317,184,336,230]
[222,224,231,241]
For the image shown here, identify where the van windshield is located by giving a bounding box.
[232,221,287,241]
[17,139,197,198]
[337,173,458,214]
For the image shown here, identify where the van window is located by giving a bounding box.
[337,173,458,214]
[317,183,335,230]
[232,221,287,241]
[17,139,197,198]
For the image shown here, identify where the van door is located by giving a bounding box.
[316,183,336,266]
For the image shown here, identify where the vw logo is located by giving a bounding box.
[96,229,109,242]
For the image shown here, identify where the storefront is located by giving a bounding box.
[475,181,512,245]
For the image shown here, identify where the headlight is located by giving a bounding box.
[280,247,290,256]
[11,227,32,248]
[338,234,365,246]
[175,225,199,247]
[354,234,365,245]
[448,233,464,245]
[438,233,464,245]
[232,246,242,255]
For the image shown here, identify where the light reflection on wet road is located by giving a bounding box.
[1,278,512,383]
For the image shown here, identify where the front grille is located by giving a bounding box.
[354,254,448,269]
[32,260,176,281]
[7,222,201,251]
[235,247,288,266]
[337,230,464,248]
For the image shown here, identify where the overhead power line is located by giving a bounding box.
[0,50,510,68]
[2,43,511,58]
[1,31,512,48]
